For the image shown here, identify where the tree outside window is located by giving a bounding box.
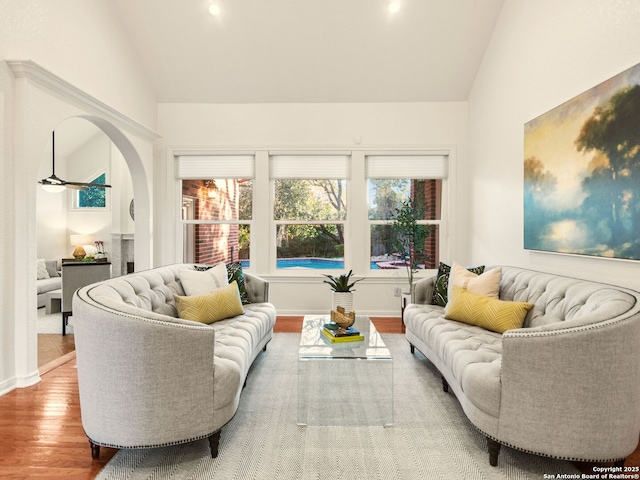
[274,179,347,269]
[368,179,440,270]
[78,173,107,208]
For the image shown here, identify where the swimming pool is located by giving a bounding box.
[240,258,381,269]
[277,258,344,269]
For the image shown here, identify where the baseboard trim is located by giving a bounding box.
[0,369,42,396]
[0,377,17,397]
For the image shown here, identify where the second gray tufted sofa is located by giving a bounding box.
[403,266,640,467]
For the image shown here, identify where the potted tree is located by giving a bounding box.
[391,199,432,302]
[322,270,363,313]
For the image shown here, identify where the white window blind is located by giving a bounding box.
[270,154,350,179]
[177,155,255,179]
[366,155,448,179]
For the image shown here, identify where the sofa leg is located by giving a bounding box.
[90,440,100,459]
[62,311,71,336]
[409,343,415,354]
[487,437,500,466]
[441,375,449,393]
[209,431,221,458]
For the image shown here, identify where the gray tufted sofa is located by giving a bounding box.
[404,265,640,467]
[37,260,61,307]
[72,263,276,460]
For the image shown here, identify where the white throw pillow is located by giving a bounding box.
[446,262,502,305]
[36,258,50,280]
[180,263,229,296]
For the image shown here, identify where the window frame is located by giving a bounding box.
[364,152,449,279]
[176,153,256,268]
[175,147,453,278]
[270,153,350,273]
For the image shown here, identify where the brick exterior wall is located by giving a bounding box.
[412,179,439,269]
[182,180,240,265]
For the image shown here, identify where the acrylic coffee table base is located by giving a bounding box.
[297,315,393,427]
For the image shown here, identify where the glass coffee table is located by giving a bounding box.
[297,315,393,426]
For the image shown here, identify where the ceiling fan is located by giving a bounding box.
[39,131,113,192]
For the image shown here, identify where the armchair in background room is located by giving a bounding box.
[61,262,111,335]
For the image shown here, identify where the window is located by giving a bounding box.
[271,154,349,270]
[366,155,447,272]
[176,150,450,275]
[76,172,108,209]
[178,155,254,267]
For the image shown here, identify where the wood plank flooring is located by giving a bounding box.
[0,353,118,479]
[38,334,76,371]
[2,316,636,479]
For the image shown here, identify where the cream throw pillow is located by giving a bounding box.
[447,262,502,305]
[445,286,533,334]
[180,263,228,296]
[174,281,244,324]
[36,258,50,280]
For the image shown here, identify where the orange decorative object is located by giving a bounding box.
[330,306,356,329]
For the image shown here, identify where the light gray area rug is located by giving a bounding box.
[96,333,579,480]
[37,307,73,334]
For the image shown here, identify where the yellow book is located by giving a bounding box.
[321,329,364,343]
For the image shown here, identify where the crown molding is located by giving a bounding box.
[6,59,160,141]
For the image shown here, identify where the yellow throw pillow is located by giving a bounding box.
[174,281,244,324]
[444,286,533,334]
[447,261,502,302]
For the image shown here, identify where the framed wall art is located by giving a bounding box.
[524,62,640,260]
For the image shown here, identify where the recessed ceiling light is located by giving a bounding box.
[388,1,401,14]
[209,4,221,16]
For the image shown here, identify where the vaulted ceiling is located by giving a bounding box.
[112,0,505,104]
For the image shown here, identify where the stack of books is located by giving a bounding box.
[321,323,364,343]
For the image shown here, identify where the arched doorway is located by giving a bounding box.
[4,59,157,393]
[35,115,151,368]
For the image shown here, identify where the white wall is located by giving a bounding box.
[157,102,468,315]
[0,1,158,395]
[36,123,136,265]
[0,69,156,396]
[66,133,112,255]
[0,0,156,127]
[36,148,68,263]
[0,62,15,392]
[467,0,640,289]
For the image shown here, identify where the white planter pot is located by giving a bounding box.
[332,292,354,313]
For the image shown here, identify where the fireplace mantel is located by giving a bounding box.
[111,233,134,277]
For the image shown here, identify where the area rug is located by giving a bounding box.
[37,307,73,334]
[96,333,579,480]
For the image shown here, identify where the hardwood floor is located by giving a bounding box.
[0,353,118,479]
[1,316,636,478]
[276,315,404,334]
[38,334,75,371]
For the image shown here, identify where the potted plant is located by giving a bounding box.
[391,199,432,301]
[322,270,362,312]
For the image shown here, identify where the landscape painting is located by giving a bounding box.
[524,62,640,260]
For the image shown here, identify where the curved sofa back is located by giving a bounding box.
[76,263,270,325]
[499,266,639,328]
[83,263,187,319]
